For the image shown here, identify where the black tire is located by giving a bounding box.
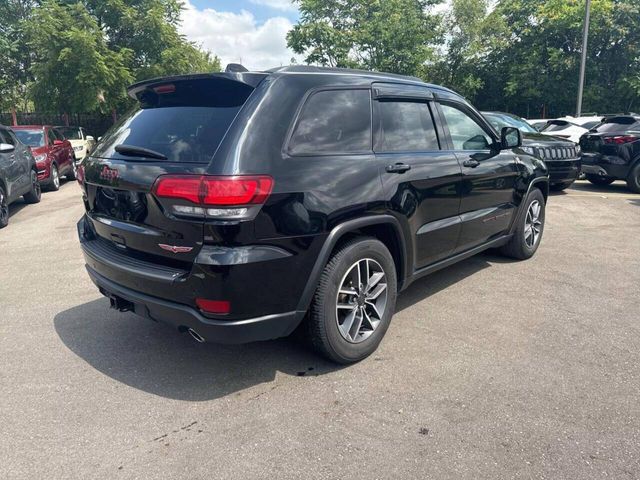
[586,174,615,186]
[66,158,77,180]
[500,188,545,260]
[550,181,574,191]
[307,237,397,364]
[0,185,8,228]
[626,163,640,193]
[47,164,60,191]
[23,170,42,204]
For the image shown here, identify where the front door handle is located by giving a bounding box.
[463,159,480,168]
[385,163,411,174]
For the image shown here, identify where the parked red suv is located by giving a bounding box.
[12,125,76,190]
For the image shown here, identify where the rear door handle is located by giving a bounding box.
[463,159,480,168]
[385,163,411,174]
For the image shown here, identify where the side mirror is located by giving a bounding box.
[53,139,64,146]
[0,143,15,153]
[501,127,521,149]
[86,135,95,142]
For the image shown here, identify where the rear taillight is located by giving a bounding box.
[153,175,274,220]
[604,135,637,145]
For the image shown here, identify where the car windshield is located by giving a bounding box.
[13,129,45,147]
[484,113,537,133]
[56,127,83,140]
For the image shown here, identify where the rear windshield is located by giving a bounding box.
[541,120,574,132]
[591,117,640,133]
[57,127,83,140]
[93,78,255,163]
[13,129,45,147]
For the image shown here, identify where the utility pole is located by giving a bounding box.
[576,0,591,117]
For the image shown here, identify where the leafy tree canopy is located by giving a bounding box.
[287,0,444,76]
[1,0,220,113]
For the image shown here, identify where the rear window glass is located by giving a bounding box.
[13,129,45,147]
[93,78,255,163]
[289,89,371,155]
[541,121,573,132]
[376,101,439,152]
[57,127,83,140]
[592,117,640,133]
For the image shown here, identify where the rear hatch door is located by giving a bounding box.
[82,74,266,265]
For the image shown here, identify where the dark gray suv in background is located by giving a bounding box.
[0,124,41,228]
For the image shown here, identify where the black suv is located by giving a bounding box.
[483,112,581,191]
[579,115,640,192]
[0,124,41,228]
[77,66,549,363]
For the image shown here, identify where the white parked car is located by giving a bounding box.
[55,126,96,162]
[538,118,589,143]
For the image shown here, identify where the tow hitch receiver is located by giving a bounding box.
[108,294,134,312]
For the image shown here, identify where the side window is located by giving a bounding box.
[47,129,56,145]
[289,89,371,155]
[375,101,439,152]
[0,130,9,145]
[440,103,493,150]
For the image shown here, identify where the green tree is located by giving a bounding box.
[475,0,640,117]
[4,0,221,113]
[0,0,38,111]
[287,0,443,76]
[25,1,133,113]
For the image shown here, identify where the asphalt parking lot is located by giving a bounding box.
[1,179,639,479]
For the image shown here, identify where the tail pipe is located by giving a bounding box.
[187,328,205,343]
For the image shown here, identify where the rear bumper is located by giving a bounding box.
[77,215,311,343]
[86,266,302,344]
[580,153,630,179]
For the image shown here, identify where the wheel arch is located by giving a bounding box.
[509,176,548,236]
[295,215,408,315]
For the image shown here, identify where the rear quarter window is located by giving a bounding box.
[288,89,372,156]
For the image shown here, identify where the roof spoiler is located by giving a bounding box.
[127,72,268,100]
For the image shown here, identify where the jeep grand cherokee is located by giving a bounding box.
[77,66,549,364]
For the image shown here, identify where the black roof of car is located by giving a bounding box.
[127,65,460,101]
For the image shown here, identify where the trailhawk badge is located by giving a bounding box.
[158,244,193,254]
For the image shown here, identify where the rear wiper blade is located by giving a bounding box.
[114,144,168,160]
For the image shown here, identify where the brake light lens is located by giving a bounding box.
[153,175,274,220]
[195,298,230,315]
[604,135,637,145]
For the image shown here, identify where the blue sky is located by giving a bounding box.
[189,0,300,23]
[179,0,301,69]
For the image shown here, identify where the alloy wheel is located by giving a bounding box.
[335,258,388,343]
[52,166,60,189]
[524,200,542,248]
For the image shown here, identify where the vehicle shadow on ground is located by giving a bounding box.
[54,301,339,401]
[54,252,503,401]
[8,198,29,218]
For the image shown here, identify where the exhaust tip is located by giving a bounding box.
[187,328,205,343]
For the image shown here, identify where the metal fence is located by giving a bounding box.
[0,112,117,138]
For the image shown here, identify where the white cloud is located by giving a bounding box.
[249,0,297,11]
[179,1,299,71]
